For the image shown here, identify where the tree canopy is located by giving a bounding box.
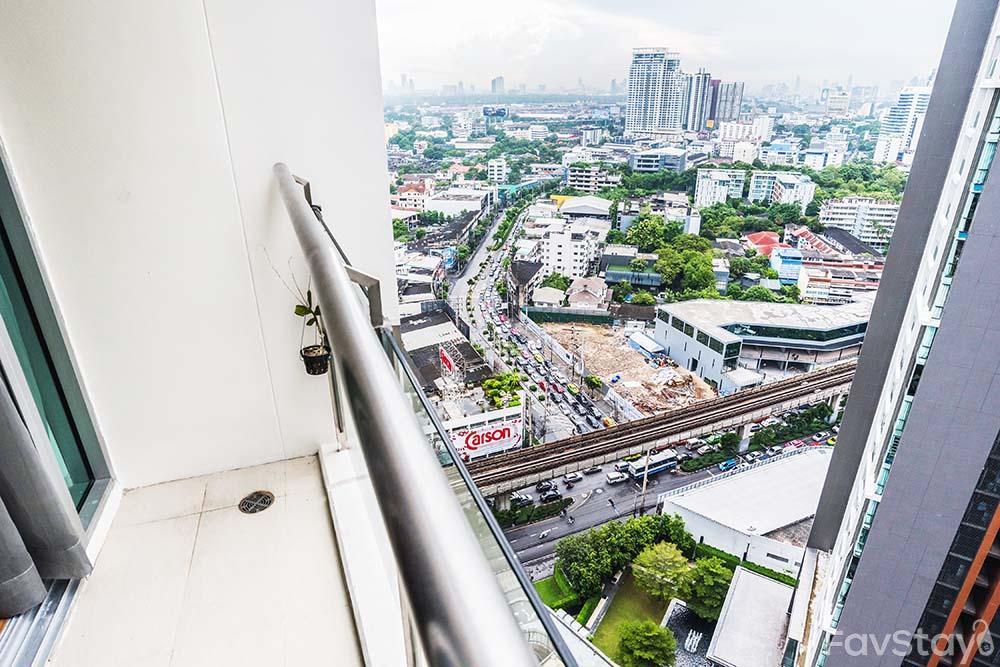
[617,620,677,667]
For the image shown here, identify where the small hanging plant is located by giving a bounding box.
[295,289,330,376]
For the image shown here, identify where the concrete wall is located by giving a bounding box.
[0,0,396,487]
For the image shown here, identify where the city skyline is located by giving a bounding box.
[376,0,956,95]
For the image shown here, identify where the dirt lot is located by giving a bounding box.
[543,323,716,414]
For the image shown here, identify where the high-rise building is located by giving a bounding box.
[874,85,933,163]
[625,47,685,137]
[788,2,1000,664]
[683,68,712,131]
[491,75,505,95]
[707,78,722,124]
[715,81,745,122]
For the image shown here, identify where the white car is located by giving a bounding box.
[696,444,716,456]
[606,471,629,485]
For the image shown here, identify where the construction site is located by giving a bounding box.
[542,322,717,415]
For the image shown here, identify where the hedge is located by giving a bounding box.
[493,498,572,528]
[534,567,580,611]
[575,595,601,626]
[679,447,738,472]
[693,543,798,587]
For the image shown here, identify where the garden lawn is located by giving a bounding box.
[533,569,578,610]
[591,571,669,658]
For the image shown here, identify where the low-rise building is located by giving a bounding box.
[758,142,799,166]
[424,186,493,217]
[818,197,900,252]
[694,169,747,208]
[628,147,688,173]
[557,195,613,219]
[770,247,804,284]
[487,157,508,184]
[529,163,565,179]
[712,257,730,291]
[566,164,621,194]
[748,171,817,213]
[538,219,608,279]
[566,277,611,308]
[531,286,565,307]
[652,294,874,388]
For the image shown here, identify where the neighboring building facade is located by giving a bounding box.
[819,197,901,252]
[715,81,745,122]
[796,3,1000,665]
[625,47,685,136]
[694,169,747,208]
[683,68,712,131]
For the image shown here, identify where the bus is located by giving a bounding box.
[627,449,678,480]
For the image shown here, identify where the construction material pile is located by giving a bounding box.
[543,323,716,414]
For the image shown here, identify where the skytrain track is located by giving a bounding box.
[469,361,856,488]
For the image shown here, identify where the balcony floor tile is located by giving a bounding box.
[48,456,361,667]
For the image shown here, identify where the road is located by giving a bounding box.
[505,452,715,562]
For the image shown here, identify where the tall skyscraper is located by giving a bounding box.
[682,68,712,131]
[715,81,745,123]
[624,47,684,137]
[707,78,722,125]
[491,76,505,95]
[874,85,933,163]
[788,2,1000,664]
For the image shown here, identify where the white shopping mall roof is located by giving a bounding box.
[706,567,794,667]
[667,448,832,536]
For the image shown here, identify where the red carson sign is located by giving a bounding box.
[452,418,523,458]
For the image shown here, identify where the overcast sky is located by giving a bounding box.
[375,0,957,94]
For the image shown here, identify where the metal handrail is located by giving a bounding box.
[274,163,537,667]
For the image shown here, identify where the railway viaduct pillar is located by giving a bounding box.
[493,493,511,510]
[738,421,753,453]
[827,391,846,424]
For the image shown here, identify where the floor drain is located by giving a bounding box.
[238,490,275,514]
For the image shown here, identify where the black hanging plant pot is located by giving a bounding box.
[300,344,330,376]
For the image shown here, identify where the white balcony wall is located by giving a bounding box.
[0,0,397,487]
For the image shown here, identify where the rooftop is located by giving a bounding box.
[705,567,794,667]
[667,448,833,536]
[660,293,875,345]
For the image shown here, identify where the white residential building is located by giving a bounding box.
[718,120,758,142]
[487,157,509,184]
[695,169,747,208]
[752,115,776,142]
[538,220,608,278]
[873,85,932,163]
[528,124,549,140]
[748,171,817,213]
[566,164,622,194]
[732,141,759,163]
[819,197,901,252]
[683,68,712,131]
[625,47,685,136]
[758,142,800,166]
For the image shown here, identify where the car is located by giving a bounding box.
[781,444,799,454]
[827,436,838,445]
[535,481,555,492]
[528,341,541,351]
[602,416,618,427]
[749,423,763,432]
[766,445,784,456]
[563,472,584,484]
[520,349,530,359]
[555,372,568,384]
[537,380,546,391]
[539,489,562,503]
[744,451,764,464]
[718,458,739,472]
[614,461,631,472]
[567,383,580,395]
[675,451,693,462]
[586,415,602,429]
[696,444,716,456]
[606,471,629,485]
[573,403,587,416]
[559,403,572,416]
[552,383,565,394]
[583,465,602,475]
[510,493,533,508]
[533,353,544,364]
[548,392,561,403]
[812,431,831,442]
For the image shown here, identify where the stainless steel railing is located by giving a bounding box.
[274,164,538,667]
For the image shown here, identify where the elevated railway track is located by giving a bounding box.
[469,361,856,495]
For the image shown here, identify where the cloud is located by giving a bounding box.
[375,0,955,93]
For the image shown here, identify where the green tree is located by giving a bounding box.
[740,285,780,302]
[767,202,804,225]
[617,620,677,667]
[719,431,740,450]
[651,514,696,555]
[632,542,690,602]
[670,233,712,254]
[540,273,571,291]
[584,374,604,390]
[456,244,470,263]
[612,280,633,303]
[606,229,626,244]
[687,558,734,621]
[653,247,684,288]
[625,215,667,252]
[628,257,648,273]
[680,252,716,292]
[631,290,656,306]
[392,219,410,241]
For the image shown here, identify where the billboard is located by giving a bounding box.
[451,418,523,460]
[482,106,509,118]
[439,345,455,373]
